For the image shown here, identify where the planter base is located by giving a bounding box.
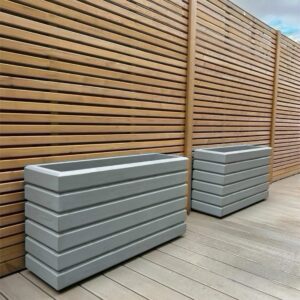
[26,224,185,290]
[192,191,268,217]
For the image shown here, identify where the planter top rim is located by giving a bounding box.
[25,153,187,176]
[193,144,271,155]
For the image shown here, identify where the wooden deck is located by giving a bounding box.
[1,174,299,300]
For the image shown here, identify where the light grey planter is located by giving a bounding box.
[25,153,187,290]
[192,145,271,217]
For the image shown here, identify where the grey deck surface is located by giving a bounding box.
[1,174,300,300]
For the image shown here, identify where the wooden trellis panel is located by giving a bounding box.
[193,0,276,147]
[0,0,188,276]
[272,35,300,181]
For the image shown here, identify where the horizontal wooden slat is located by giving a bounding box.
[0,147,184,171]
[0,257,25,277]
[0,12,186,69]
[0,38,185,84]
[0,224,24,238]
[0,179,23,193]
[1,233,24,249]
[0,49,186,89]
[0,203,24,216]
[0,124,184,134]
[0,76,184,105]
[0,192,24,205]
[193,0,278,151]
[198,1,276,50]
[196,60,273,86]
[0,100,184,118]
[1,0,187,58]
[0,243,24,263]
[1,63,185,97]
[0,132,184,146]
[0,88,184,111]
[0,213,25,227]
[1,140,184,159]
[273,35,300,180]
[0,24,185,76]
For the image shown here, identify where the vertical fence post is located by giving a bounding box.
[184,0,197,213]
[270,30,281,181]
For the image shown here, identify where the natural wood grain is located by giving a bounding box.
[270,31,282,180]
[272,34,300,180]
[184,0,197,213]
[0,257,25,278]
[193,0,278,150]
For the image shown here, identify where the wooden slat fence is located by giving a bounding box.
[0,0,299,277]
[193,0,276,147]
[272,35,300,181]
[0,0,188,276]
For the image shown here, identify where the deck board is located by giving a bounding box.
[82,275,147,300]
[1,174,299,300]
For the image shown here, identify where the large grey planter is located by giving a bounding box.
[24,153,187,290]
[192,145,271,217]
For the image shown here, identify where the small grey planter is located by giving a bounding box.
[24,153,187,290]
[192,145,271,217]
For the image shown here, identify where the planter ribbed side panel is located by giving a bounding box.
[25,154,187,290]
[192,145,271,217]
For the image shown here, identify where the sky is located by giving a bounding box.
[231,0,300,42]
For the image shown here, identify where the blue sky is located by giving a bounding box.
[231,0,300,42]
